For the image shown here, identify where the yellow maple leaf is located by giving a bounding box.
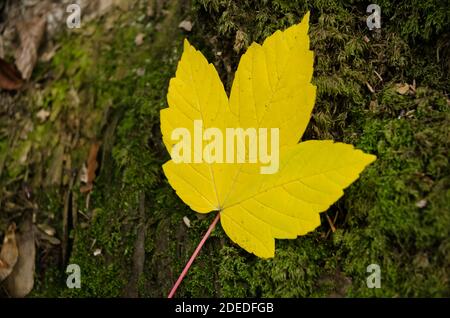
[160,12,376,258]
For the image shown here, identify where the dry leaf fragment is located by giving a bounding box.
[80,142,100,193]
[135,33,145,46]
[178,20,192,32]
[36,109,50,122]
[86,143,100,184]
[183,216,191,228]
[395,83,410,95]
[79,163,88,183]
[0,57,24,90]
[34,225,61,246]
[36,224,55,237]
[80,183,94,193]
[415,199,427,208]
[15,16,47,80]
[0,223,19,282]
[93,248,102,256]
[233,30,247,52]
[136,67,145,77]
[5,217,36,297]
[366,81,375,93]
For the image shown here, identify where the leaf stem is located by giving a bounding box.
[167,212,221,298]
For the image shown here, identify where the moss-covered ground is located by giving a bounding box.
[0,0,449,297]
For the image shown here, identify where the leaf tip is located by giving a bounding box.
[303,11,311,25]
[365,153,377,165]
[183,38,192,51]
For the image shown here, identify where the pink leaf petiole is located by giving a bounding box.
[167,212,221,298]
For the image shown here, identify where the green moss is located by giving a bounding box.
[339,90,449,296]
[218,236,339,297]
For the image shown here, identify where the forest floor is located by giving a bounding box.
[0,0,449,297]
